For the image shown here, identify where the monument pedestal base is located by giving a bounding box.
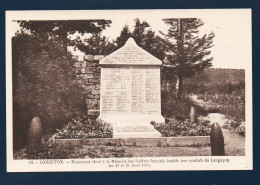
[98,114,164,138]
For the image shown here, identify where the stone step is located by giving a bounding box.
[98,114,165,138]
[53,136,211,147]
[115,125,155,132]
[113,130,162,138]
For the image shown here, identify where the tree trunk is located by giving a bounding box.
[177,19,184,101]
[177,75,183,100]
[60,30,68,54]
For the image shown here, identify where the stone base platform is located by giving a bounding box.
[98,114,164,138]
[52,136,210,147]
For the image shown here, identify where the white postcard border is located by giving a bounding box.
[6,9,253,172]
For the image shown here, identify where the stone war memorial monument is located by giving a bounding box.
[98,38,165,138]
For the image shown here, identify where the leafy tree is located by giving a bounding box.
[131,19,150,45]
[12,20,111,150]
[12,31,88,150]
[75,19,166,59]
[114,24,132,49]
[161,18,215,99]
[72,33,116,55]
[114,19,166,60]
[17,20,111,50]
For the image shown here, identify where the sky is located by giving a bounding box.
[8,9,251,69]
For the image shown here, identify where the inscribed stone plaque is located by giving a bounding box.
[101,68,132,113]
[101,67,161,114]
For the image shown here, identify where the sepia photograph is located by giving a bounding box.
[6,9,252,172]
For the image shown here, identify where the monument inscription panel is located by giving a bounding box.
[101,67,161,114]
[101,68,132,113]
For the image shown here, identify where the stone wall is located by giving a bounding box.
[72,55,105,110]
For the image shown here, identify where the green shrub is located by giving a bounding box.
[196,93,245,123]
[235,122,245,136]
[223,120,245,136]
[161,91,207,119]
[183,82,245,95]
[152,119,211,137]
[55,115,113,139]
[162,91,190,119]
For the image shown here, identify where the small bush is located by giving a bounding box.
[235,122,245,136]
[223,120,245,136]
[196,93,245,122]
[161,91,208,120]
[183,82,245,95]
[55,115,113,139]
[152,119,211,137]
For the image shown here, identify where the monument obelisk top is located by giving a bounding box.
[100,37,162,65]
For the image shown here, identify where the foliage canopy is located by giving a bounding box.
[13,20,111,150]
[161,18,215,99]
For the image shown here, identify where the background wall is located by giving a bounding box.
[72,55,105,110]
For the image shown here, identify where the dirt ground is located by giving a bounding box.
[76,128,245,158]
[121,128,244,157]
[222,129,245,156]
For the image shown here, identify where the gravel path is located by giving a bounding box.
[189,94,245,155]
